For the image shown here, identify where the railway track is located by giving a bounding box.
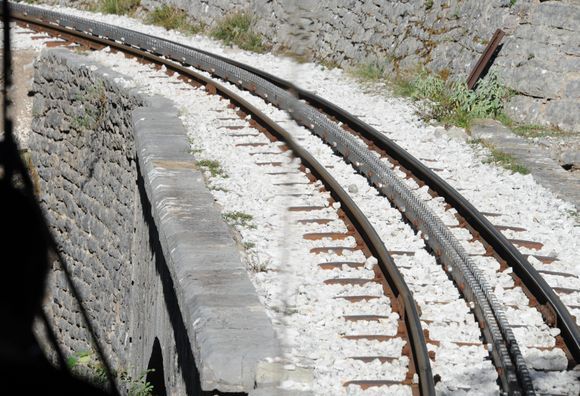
[6,2,580,395]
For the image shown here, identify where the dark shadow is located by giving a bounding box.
[146,338,168,396]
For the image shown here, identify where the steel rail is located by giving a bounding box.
[8,7,527,393]
[160,18,580,367]
[67,14,539,395]
[7,6,437,395]
[218,51,580,363]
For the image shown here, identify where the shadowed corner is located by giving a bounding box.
[0,1,110,393]
[147,338,168,396]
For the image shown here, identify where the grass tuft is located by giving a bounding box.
[145,5,204,34]
[243,241,256,250]
[485,147,530,174]
[511,124,571,139]
[210,13,266,53]
[319,58,340,70]
[470,139,530,175]
[98,0,140,15]
[197,159,227,177]
[223,211,255,228]
[352,60,388,81]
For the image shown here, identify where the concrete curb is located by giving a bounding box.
[133,96,280,392]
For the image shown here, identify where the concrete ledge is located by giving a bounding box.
[133,96,280,392]
[471,119,580,210]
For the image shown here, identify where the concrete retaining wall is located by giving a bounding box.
[30,48,279,394]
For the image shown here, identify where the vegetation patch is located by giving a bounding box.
[509,123,570,139]
[210,13,266,53]
[319,58,340,70]
[197,159,227,177]
[394,70,512,129]
[67,350,154,395]
[243,241,256,250]
[223,211,255,228]
[351,60,388,81]
[72,82,108,131]
[98,0,140,15]
[145,5,204,34]
[470,139,530,175]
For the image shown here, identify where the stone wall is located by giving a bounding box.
[30,0,580,131]
[29,48,280,394]
[31,49,146,370]
[495,1,580,133]
[140,0,580,132]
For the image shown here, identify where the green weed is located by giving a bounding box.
[471,139,530,175]
[319,58,340,70]
[223,211,255,228]
[122,369,155,396]
[243,241,256,249]
[67,350,154,395]
[511,124,570,139]
[486,147,529,174]
[210,13,266,53]
[145,5,204,34]
[98,0,140,15]
[72,83,108,131]
[400,71,511,129]
[351,60,388,81]
[197,159,227,177]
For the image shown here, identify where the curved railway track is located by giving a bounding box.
[6,3,579,395]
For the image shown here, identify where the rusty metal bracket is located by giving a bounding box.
[467,29,505,90]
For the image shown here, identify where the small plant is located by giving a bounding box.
[425,0,434,10]
[210,13,266,53]
[223,211,255,228]
[122,369,155,396]
[319,58,340,70]
[72,82,108,131]
[145,5,204,34]
[511,124,570,139]
[67,351,154,395]
[391,76,416,97]
[243,241,256,249]
[98,0,140,15]
[67,350,109,388]
[471,139,530,175]
[197,159,227,177]
[247,254,269,272]
[510,0,517,7]
[352,60,387,81]
[401,71,512,129]
[565,209,579,224]
[485,147,529,175]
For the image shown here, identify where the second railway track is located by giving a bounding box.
[6,2,580,395]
